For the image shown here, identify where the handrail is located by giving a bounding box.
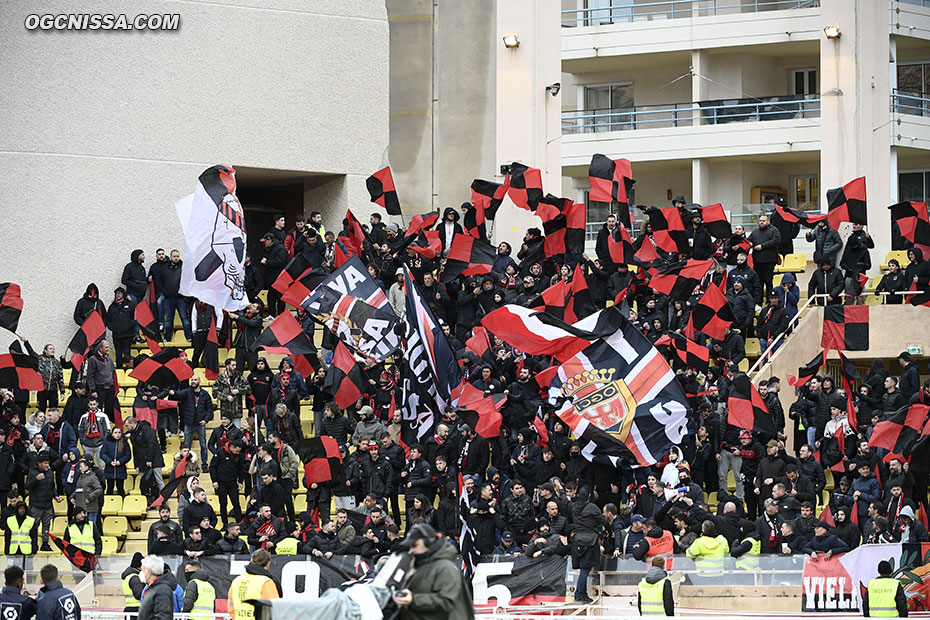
[562,97,820,134]
[748,290,928,377]
[891,89,930,117]
[561,0,820,26]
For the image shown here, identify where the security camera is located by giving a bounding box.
[546,82,561,96]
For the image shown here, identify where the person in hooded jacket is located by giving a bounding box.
[106,288,134,368]
[905,247,930,301]
[875,259,908,304]
[121,249,147,341]
[689,212,716,260]
[806,220,843,266]
[569,488,607,603]
[228,302,263,372]
[73,283,107,327]
[437,207,463,256]
[517,229,547,278]
[775,272,800,320]
[726,253,762,304]
[757,291,789,352]
[726,280,755,336]
[839,223,874,301]
[637,556,675,616]
[492,242,518,275]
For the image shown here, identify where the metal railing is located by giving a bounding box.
[898,0,930,7]
[562,0,820,27]
[562,95,820,134]
[748,290,927,377]
[892,88,930,117]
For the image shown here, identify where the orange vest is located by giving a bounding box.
[645,530,675,569]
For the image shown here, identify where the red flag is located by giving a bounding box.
[507,162,543,211]
[203,316,219,381]
[294,436,343,485]
[134,300,162,353]
[149,452,189,508]
[826,177,867,229]
[406,211,440,237]
[129,347,194,388]
[366,166,402,215]
[818,504,835,527]
[49,533,96,573]
[323,341,367,409]
[684,283,735,340]
[0,353,44,392]
[470,179,508,220]
[441,235,496,284]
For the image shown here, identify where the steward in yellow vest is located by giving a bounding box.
[638,556,674,616]
[121,553,146,612]
[64,508,101,555]
[685,521,729,578]
[3,503,36,556]
[863,560,907,617]
[182,562,218,620]
[227,549,281,620]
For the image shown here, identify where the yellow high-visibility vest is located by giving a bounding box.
[190,578,216,620]
[867,577,901,617]
[6,515,34,555]
[67,522,95,553]
[123,573,141,610]
[638,577,668,616]
[275,537,299,555]
[228,573,274,620]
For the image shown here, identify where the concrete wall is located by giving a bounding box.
[0,0,388,349]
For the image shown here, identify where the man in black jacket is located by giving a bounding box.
[260,233,288,316]
[215,522,249,554]
[25,454,60,551]
[210,439,245,525]
[401,444,432,520]
[688,212,715,260]
[138,556,178,620]
[756,292,788,353]
[147,506,182,553]
[808,260,845,306]
[595,215,619,269]
[748,214,781,301]
[121,249,147,309]
[457,426,490,479]
[181,488,216,535]
[173,376,213,464]
[160,250,191,341]
[126,417,165,501]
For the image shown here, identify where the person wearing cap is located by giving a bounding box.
[637,556,675,616]
[393,523,474,619]
[121,553,146,612]
[851,462,882,524]
[754,439,788,503]
[353,406,383,447]
[0,565,37,620]
[804,520,850,559]
[63,506,101,556]
[863,560,908,617]
[492,531,521,556]
[757,287,788,353]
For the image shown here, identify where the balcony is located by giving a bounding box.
[562,94,820,134]
[562,0,820,27]
[891,89,930,151]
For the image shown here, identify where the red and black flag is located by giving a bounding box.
[133,300,162,353]
[67,311,106,369]
[440,234,497,283]
[149,452,189,508]
[451,380,505,439]
[869,404,930,456]
[470,179,508,221]
[821,305,869,351]
[0,352,45,392]
[408,230,442,259]
[49,533,96,573]
[727,373,776,436]
[655,333,710,373]
[684,283,734,340]
[280,268,328,307]
[507,162,543,211]
[323,341,367,409]
[647,207,689,254]
[366,166,402,216]
[294,436,344,485]
[564,264,594,323]
[538,195,585,264]
[203,316,219,381]
[606,224,637,266]
[528,280,570,321]
[465,326,495,366]
[343,209,368,257]
[405,211,440,238]
[889,201,930,255]
[253,311,317,355]
[291,352,322,379]
[787,350,826,386]
[774,204,828,229]
[272,254,312,296]
[826,176,867,229]
[129,347,194,389]
[634,238,662,266]
[333,240,350,268]
[463,203,488,241]
[838,352,861,431]
[0,283,23,333]
[698,203,732,239]
[647,259,714,301]
[588,154,634,228]
[533,406,550,448]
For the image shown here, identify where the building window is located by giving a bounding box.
[791,175,819,210]
[899,171,929,203]
[584,0,632,25]
[583,83,634,132]
[790,68,817,96]
[898,63,930,96]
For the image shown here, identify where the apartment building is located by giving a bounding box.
[559,0,930,260]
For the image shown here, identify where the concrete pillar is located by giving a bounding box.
[819,0,892,272]
[692,158,711,206]
[493,0,561,250]
[691,49,709,128]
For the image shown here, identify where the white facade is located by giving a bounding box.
[0,0,388,348]
[560,0,930,257]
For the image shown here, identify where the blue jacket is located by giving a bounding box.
[802,533,850,555]
[36,582,80,620]
[99,436,132,480]
[271,358,309,399]
[774,272,800,319]
[849,475,881,520]
[175,387,213,428]
[0,584,37,620]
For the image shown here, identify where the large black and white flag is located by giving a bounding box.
[400,266,461,446]
[175,165,249,316]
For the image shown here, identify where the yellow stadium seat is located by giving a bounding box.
[727,470,736,491]
[207,495,220,512]
[745,338,761,358]
[101,536,118,556]
[118,495,148,520]
[866,294,883,305]
[294,495,308,512]
[738,358,749,372]
[865,275,881,294]
[824,469,835,491]
[101,496,122,517]
[50,516,68,537]
[54,500,68,516]
[780,253,807,273]
[882,250,910,271]
[706,492,717,507]
[103,516,129,539]
[772,273,784,287]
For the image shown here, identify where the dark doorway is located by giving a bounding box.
[237,182,304,272]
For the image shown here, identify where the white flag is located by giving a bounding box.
[175,165,249,316]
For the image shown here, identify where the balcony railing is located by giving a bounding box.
[892,88,930,117]
[562,95,820,134]
[562,0,820,27]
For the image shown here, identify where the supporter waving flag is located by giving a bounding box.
[528,280,570,321]
[826,176,867,229]
[647,207,689,254]
[440,235,496,283]
[253,311,317,356]
[655,332,710,373]
[133,300,162,353]
[698,203,732,239]
[67,311,106,369]
[647,259,715,301]
[684,283,734,340]
[547,312,690,468]
[0,352,44,392]
[868,404,930,455]
[470,179,508,221]
[889,200,930,254]
[787,351,826,386]
[323,341,367,409]
[366,165,402,216]
[294,436,344,485]
[588,154,634,229]
[507,162,544,211]
[405,211,440,238]
[129,347,193,389]
[727,373,776,436]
